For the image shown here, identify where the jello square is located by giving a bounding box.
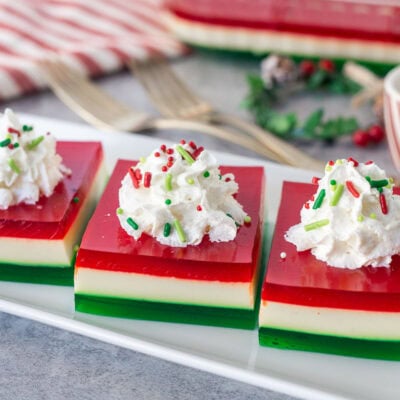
[0,141,106,285]
[75,159,265,329]
[259,181,400,360]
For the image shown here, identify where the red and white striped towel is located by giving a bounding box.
[0,0,187,101]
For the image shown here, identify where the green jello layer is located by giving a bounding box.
[75,294,256,329]
[0,263,74,286]
[259,327,400,361]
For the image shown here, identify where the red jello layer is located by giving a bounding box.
[262,181,400,312]
[76,160,264,282]
[0,141,103,240]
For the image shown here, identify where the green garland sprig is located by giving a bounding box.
[242,57,362,143]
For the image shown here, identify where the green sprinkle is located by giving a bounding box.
[165,173,173,191]
[389,177,394,184]
[176,145,195,165]
[330,184,344,206]
[173,219,186,243]
[226,213,240,227]
[139,157,146,164]
[8,158,20,174]
[325,165,332,172]
[357,215,364,222]
[187,178,194,185]
[203,171,210,178]
[22,125,33,132]
[73,197,79,203]
[365,176,371,183]
[165,199,171,205]
[27,135,44,150]
[377,187,383,193]
[116,208,124,215]
[126,217,139,230]
[369,179,389,188]
[330,179,336,186]
[336,159,343,165]
[244,215,252,224]
[312,189,326,209]
[219,174,222,180]
[370,213,377,219]
[163,222,171,237]
[13,143,19,148]
[0,138,11,147]
[304,219,330,231]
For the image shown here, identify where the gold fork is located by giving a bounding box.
[128,58,325,171]
[40,60,284,161]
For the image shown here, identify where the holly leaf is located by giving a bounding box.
[307,69,328,89]
[266,113,297,136]
[302,108,324,135]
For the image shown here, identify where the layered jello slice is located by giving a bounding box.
[259,163,400,359]
[75,142,265,329]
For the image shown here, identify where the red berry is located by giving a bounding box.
[299,60,315,77]
[318,59,335,73]
[367,125,385,143]
[352,129,370,147]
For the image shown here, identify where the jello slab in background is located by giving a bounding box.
[75,158,265,329]
[164,0,400,70]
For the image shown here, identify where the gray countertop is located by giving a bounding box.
[0,52,396,400]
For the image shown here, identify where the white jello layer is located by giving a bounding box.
[0,161,107,267]
[259,301,400,340]
[75,267,256,309]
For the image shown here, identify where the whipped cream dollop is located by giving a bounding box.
[117,141,247,247]
[0,108,69,209]
[285,158,400,269]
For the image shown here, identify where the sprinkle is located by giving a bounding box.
[165,199,171,205]
[167,148,174,155]
[165,173,173,191]
[304,202,310,209]
[203,171,210,178]
[116,208,124,215]
[325,165,332,172]
[180,139,186,145]
[345,180,360,198]
[370,213,377,219]
[173,219,186,243]
[187,178,194,185]
[13,143,19,149]
[369,179,389,188]
[365,160,374,165]
[144,172,152,188]
[135,169,142,180]
[330,184,344,206]
[357,215,364,222]
[304,219,330,231]
[8,158,20,174]
[8,127,20,136]
[347,157,359,167]
[377,187,383,193]
[22,125,33,132]
[312,176,320,185]
[244,215,252,224]
[328,160,335,166]
[389,177,394,184]
[139,157,146,164]
[154,152,160,157]
[160,144,167,152]
[167,160,174,168]
[161,166,168,172]
[163,222,171,237]
[0,138,11,147]
[8,144,13,150]
[280,252,287,259]
[336,159,343,165]
[128,168,139,188]
[177,145,195,165]
[192,146,204,159]
[380,193,388,215]
[225,177,231,182]
[27,135,44,150]
[197,205,202,211]
[127,217,139,230]
[312,189,326,209]
[73,197,79,203]
[168,156,174,162]
[188,141,197,149]
[330,179,336,191]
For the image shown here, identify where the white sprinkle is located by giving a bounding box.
[280,252,287,259]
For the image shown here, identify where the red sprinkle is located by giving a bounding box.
[168,156,174,162]
[225,177,231,182]
[160,144,167,152]
[328,160,335,166]
[347,157,359,167]
[144,172,152,188]
[167,148,174,155]
[346,180,360,198]
[196,205,202,211]
[304,203,310,209]
[192,146,204,159]
[311,195,315,201]
[189,141,197,150]
[154,152,160,157]
[8,127,20,136]
[180,139,186,145]
[129,168,139,188]
[167,161,174,168]
[365,160,374,165]
[312,176,320,185]
[8,143,14,149]
[135,169,142,180]
[380,193,388,215]
[161,166,168,172]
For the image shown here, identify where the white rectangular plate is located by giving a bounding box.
[0,115,399,400]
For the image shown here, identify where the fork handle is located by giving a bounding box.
[211,112,325,171]
[149,118,284,162]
